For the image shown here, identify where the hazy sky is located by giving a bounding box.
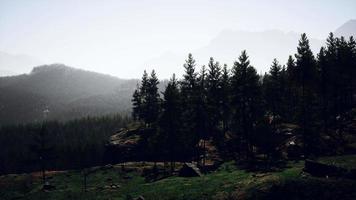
[1,0,356,78]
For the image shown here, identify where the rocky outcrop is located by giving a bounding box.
[304,159,356,179]
[178,163,202,177]
[104,125,156,163]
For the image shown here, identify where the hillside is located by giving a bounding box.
[0,64,149,125]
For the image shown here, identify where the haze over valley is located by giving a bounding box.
[1,1,356,200]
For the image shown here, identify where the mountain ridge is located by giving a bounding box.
[0,64,141,125]
[335,19,356,37]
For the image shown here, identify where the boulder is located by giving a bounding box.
[178,163,202,177]
[134,195,145,200]
[42,181,56,191]
[304,159,347,177]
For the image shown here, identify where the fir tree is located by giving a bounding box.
[159,74,182,172]
[145,70,161,126]
[294,33,318,157]
[139,70,149,123]
[317,47,328,135]
[206,57,222,141]
[132,84,142,121]
[231,50,262,160]
[180,54,200,159]
[220,64,231,134]
[264,59,283,120]
[285,55,297,121]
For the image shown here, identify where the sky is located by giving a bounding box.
[1,0,356,78]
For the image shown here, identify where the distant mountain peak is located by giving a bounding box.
[335,19,356,37]
[30,63,74,74]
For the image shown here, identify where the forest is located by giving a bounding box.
[130,33,355,168]
[0,33,356,174]
[1,33,355,174]
[0,33,355,200]
[0,115,130,174]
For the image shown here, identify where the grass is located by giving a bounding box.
[317,154,356,169]
[1,159,355,200]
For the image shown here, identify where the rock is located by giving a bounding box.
[304,159,348,178]
[252,173,269,178]
[123,175,132,180]
[178,163,202,177]
[104,164,113,169]
[43,181,56,191]
[134,195,145,200]
[110,183,120,189]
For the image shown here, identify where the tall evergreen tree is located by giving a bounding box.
[263,59,283,120]
[132,84,142,120]
[139,70,150,123]
[159,74,182,172]
[220,64,231,134]
[348,36,356,106]
[294,33,318,157]
[180,54,200,159]
[206,57,222,140]
[285,55,298,121]
[325,33,338,124]
[231,50,262,160]
[317,47,329,135]
[349,36,356,107]
[145,70,161,126]
[196,65,209,165]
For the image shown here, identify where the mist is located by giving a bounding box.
[1,0,356,78]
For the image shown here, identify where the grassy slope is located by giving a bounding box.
[1,158,356,200]
[317,154,356,169]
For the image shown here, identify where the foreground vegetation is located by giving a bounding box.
[1,157,356,200]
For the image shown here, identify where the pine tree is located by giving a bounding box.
[285,55,297,121]
[349,36,356,107]
[220,64,231,134]
[139,70,149,123]
[196,65,209,166]
[264,59,283,120]
[348,36,356,105]
[231,50,262,160]
[159,74,182,173]
[337,36,355,112]
[145,70,160,126]
[316,47,330,136]
[294,33,318,157]
[206,57,222,141]
[180,53,200,159]
[325,33,338,124]
[132,84,142,120]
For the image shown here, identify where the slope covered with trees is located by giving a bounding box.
[0,64,168,125]
[131,33,356,167]
[0,114,130,174]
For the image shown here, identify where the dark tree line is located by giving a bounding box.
[132,33,356,167]
[0,114,130,174]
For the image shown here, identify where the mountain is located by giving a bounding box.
[0,64,144,125]
[145,20,356,76]
[195,30,324,72]
[0,51,44,76]
[143,30,325,76]
[335,19,356,38]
